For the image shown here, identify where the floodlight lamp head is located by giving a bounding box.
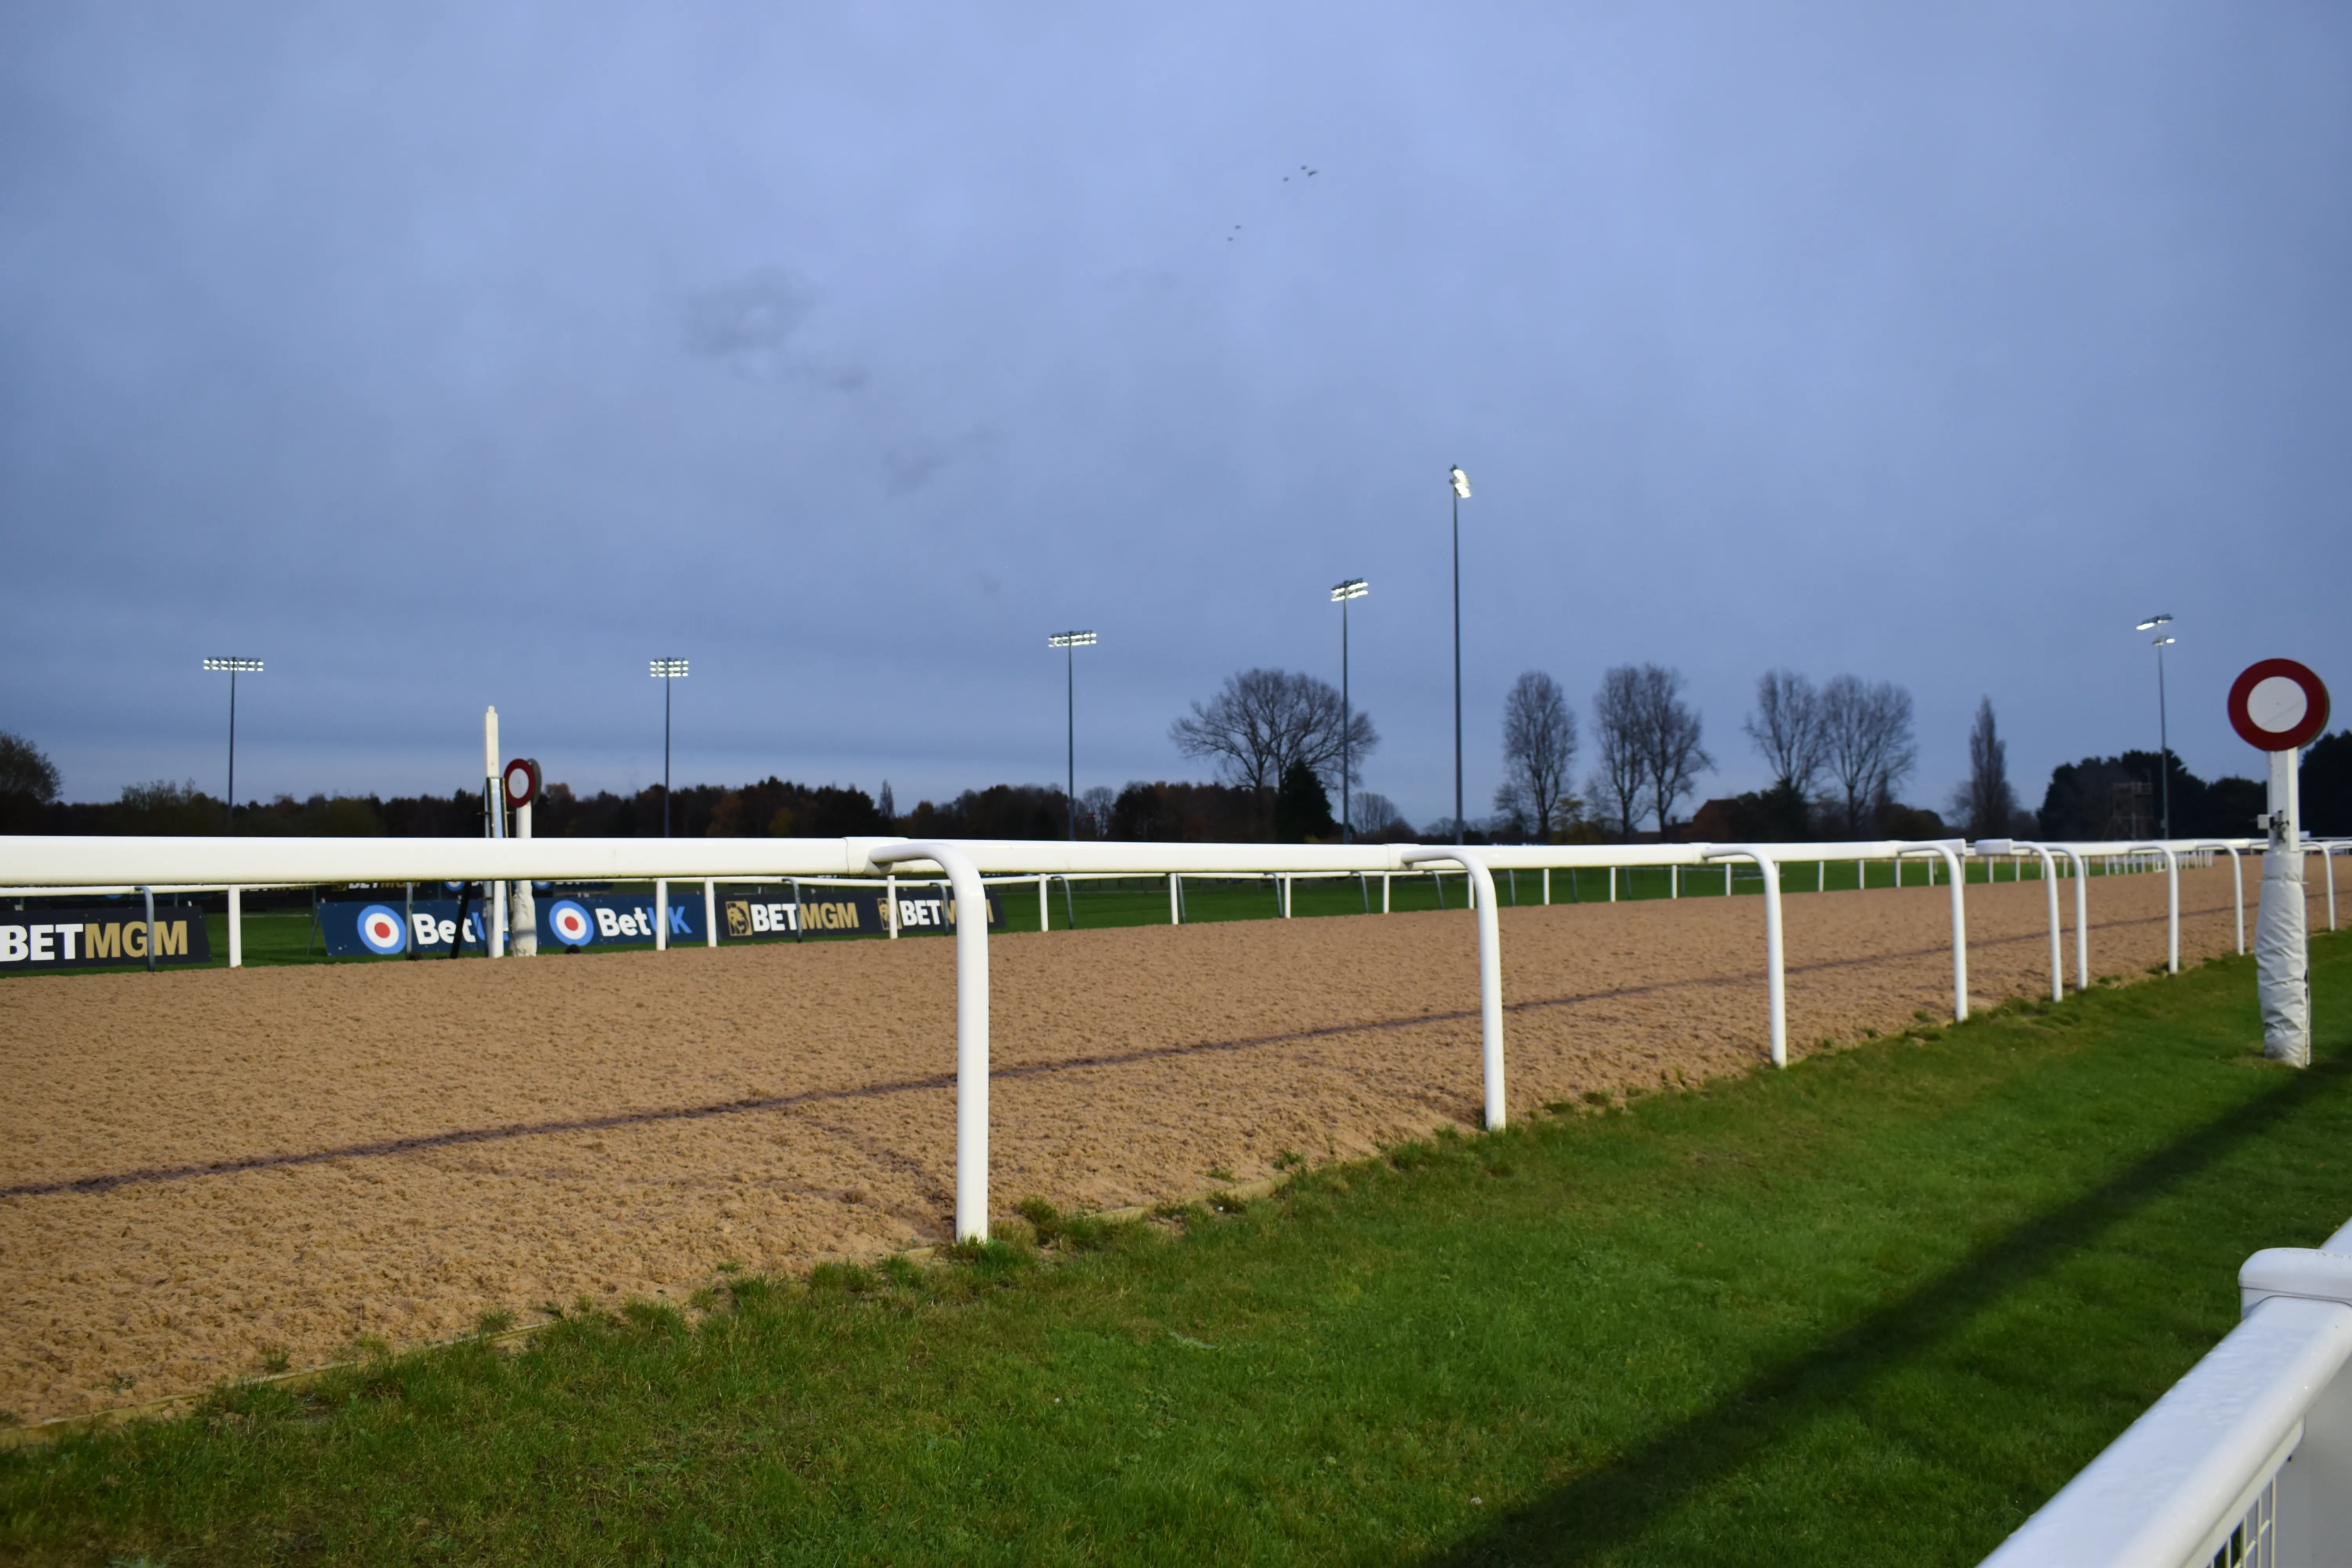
[650,658,689,678]
[1047,631,1097,648]
[2153,635,2176,647]
[203,657,264,673]
[2134,614,2172,632]
[1331,579,1369,602]
[1449,467,1471,499]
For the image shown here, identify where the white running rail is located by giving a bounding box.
[1980,1218,2352,1568]
[0,833,2247,1241]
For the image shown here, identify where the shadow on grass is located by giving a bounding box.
[1420,1045,2352,1567]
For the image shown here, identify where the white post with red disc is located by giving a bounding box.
[503,756,541,958]
[485,708,506,958]
[2230,659,2331,1067]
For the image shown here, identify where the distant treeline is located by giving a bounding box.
[1693,735,2349,844]
[4,733,2347,843]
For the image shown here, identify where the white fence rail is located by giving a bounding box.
[1981,1220,2352,1568]
[0,833,2290,1241]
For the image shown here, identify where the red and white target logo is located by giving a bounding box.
[546,898,594,946]
[355,904,408,955]
[503,757,540,810]
[2228,659,2330,753]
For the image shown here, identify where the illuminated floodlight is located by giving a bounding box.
[203,656,265,831]
[1331,580,1370,840]
[2131,620,2179,838]
[650,657,688,835]
[1450,466,1472,499]
[1047,631,1098,836]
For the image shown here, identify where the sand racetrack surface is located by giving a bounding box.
[0,866,2272,1423]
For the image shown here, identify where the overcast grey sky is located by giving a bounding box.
[3,2,2347,825]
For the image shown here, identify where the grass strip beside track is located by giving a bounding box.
[4,936,2347,1564]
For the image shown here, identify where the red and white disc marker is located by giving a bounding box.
[502,756,541,810]
[2228,659,2330,752]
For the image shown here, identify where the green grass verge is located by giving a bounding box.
[7,939,2344,1564]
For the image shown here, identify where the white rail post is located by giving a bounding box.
[2020,844,2063,1002]
[1671,864,1679,899]
[1403,848,1506,1129]
[1383,871,1391,913]
[1608,866,1617,902]
[2326,844,2341,931]
[2053,845,2090,991]
[1899,842,1969,1020]
[1817,860,1824,893]
[2229,844,2247,953]
[1169,872,1181,925]
[703,879,717,946]
[1542,867,1550,905]
[654,878,667,951]
[1037,874,1048,933]
[2124,844,2182,973]
[869,840,993,1243]
[1706,848,1787,1067]
[227,886,243,968]
[2198,843,2247,955]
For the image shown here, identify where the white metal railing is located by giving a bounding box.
[1981,1218,2352,1568]
[0,833,2252,1241]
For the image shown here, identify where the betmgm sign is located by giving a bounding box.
[1,907,211,971]
[725,887,1002,938]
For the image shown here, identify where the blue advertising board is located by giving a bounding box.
[318,883,1000,958]
[319,891,704,957]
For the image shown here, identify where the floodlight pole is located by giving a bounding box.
[1449,468,1471,845]
[650,658,688,837]
[2135,615,2175,839]
[1332,580,1368,842]
[1065,640,1074,838]
[227,669,239,833]
[1046,632,1096,840]
[203,657,263,833]
[2155,637,2172,839]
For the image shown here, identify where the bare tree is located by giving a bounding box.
[1079,784,1116,838]
[1171,668,1377,795]
[1495,671,1579,841]
[1819,675,1918,834]
[1622,664,1712,835]
[1588,666,1650,838]
[1743,670,1826,793]
[1352,791,1408,838]
[1949,697,2017,839]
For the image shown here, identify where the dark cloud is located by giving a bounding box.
[680,266,862,388]
[682,267,813,364]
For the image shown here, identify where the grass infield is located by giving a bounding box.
[4,934,2346,1564]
